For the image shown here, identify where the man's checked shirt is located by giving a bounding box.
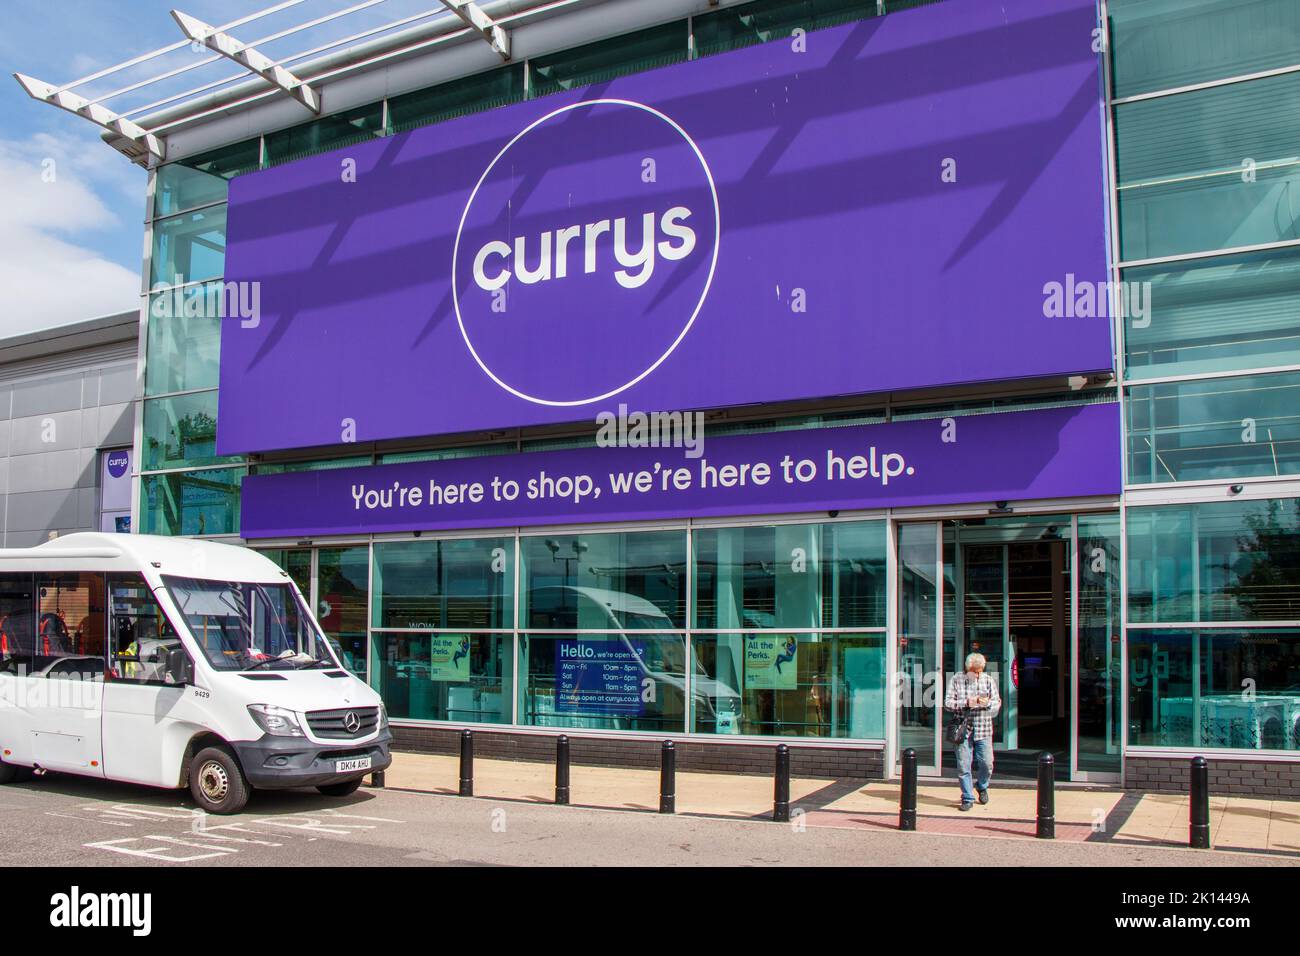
[945,671,1002,742]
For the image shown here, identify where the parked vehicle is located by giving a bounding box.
[0,533,391,814]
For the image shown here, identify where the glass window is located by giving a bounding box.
[530,22,689,96]
[692,520,886,629]
[109,575,189,684]
[373,632,511,723]
[179,138,262,180]
[388,65,525,134]
[258,549,312,598]
[517,633,686,732]
[317,546,370,679]
[1109,0,1300,99]
[143,391,239,471]
[150,205,227,287]
[0,574,35,668]
[1077,514,1123,774]
[255,456,372,475]
[372,537,512,630]
[145,289,223,395]
[265,102,385,166]
[140,467,244,537]
[1128,499,1300,624]
[691,632,885,738]
[154,162,227,217]
[520,530,686,630]
[379,443,513,465]
[1126,370,1300,483]
[1127,628,1300,751]
[1123,246,1300,380]
[1115,71,1300,261]
[694,0,879,58]
[164,576,336,671]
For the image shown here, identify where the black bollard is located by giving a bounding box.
[659,740,676,814]
[1036,752,1055,839]
[459,729,474,797]
[370,769,385,789]
[899,748,918,831]
[1189,756,1211,849]
[555,735,571,806]
[773,744,791,823]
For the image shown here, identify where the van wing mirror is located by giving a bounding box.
[166,647,194,685]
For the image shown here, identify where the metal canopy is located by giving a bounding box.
[171,9,322,114]
[13,73,168,160]
[438,1,511,60]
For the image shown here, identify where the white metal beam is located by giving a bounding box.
[170,9,321,114]
[439,0,510,59]
[12,73,166,159]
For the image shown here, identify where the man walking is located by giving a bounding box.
[944,652,1001,811]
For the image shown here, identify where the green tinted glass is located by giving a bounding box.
[1123,246,1300,380]
[530,21,689,96]
[374,632,512,723]
[1109,0,1300,98]
[145,286,223,395]
[264,102,384,166]
[150,205,227,287]
[1116,71,1300,261]
[372,538,513,630]
[387,64,525,134]
[1126,370,1300,483]
[1126,628,1300,751]
[154,162,227,217]
[693,0,879,57]
[140,467,244,536]
[142,391,241,471]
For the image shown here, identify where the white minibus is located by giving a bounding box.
[0,533,391,814]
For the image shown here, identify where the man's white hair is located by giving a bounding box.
[965,652,986,671]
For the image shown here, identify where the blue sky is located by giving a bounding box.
[0,0,413,336]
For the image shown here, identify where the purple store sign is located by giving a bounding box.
[239,404,1121,539]
[218,0,1110,456]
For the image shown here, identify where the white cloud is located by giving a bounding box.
[0,132,143,337]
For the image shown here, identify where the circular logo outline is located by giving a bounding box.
[451,98,721,407]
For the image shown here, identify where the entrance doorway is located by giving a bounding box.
[895,513,1121,782]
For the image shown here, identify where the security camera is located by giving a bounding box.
[1229,484,1244,495]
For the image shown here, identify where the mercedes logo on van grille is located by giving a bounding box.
[343,711,361,734]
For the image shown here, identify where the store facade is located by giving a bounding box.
[49,0,1295,792]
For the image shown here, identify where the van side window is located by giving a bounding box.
[0,573,35,673]
[34,573,106,681]
[109,575,190,685]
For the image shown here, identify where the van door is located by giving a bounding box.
[101,575,196,787]
[23,573,106,776]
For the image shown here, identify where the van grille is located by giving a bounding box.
[306,707,379,739]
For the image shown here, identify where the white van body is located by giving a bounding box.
[0,533,391,812]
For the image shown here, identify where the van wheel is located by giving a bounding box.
[189,747,250,815]
[316,778,363,798]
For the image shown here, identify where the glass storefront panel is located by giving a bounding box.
[387,64,525,135]
[693,520,885,629]
[139,467,243,536]
[520,530,686,630]
[372,537,512,630]
[1109,0,1300,99]
[1127,628,1300,751]
[154,161,227,217]
[1122,246,1300,381]
[142,391,240,471]
[150,204,227,287]
[897,522,940,767]
[1077,514,1122,774]
[144,291,222,395]
[317,547,370,679]
[258,548,312,596]
[1128,499,1300,623]
[517,633,686,732]
[1116,71,1300,261]
[265,101,384,166]
[1126,370,1300,483]
[690,632,885,738]
[374,632,511,724]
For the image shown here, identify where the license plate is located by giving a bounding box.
[334,757,371,773]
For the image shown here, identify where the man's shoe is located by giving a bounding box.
[959,802,973,811]
[977,788,989,805]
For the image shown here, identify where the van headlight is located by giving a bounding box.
[378,703,389,730]
[248,704,305,737]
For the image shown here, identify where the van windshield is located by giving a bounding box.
[162,576,339,672]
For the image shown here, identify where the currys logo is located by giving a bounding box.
[452,99,720,406]
[106,451,130,479]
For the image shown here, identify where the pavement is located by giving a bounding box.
[387,750,1300,856]
[0,753,1294,866]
